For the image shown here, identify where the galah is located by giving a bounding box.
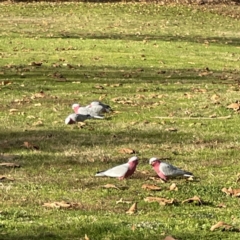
[95,156,138,180]
[65,113,92,124]
[72,101,112,117]
[87,101,112,113]
[149,157,193,181]
[71,103,104,118]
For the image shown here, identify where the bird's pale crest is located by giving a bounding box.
[72,103,80,109]
[149,157,158,165]
[128,156,138,162]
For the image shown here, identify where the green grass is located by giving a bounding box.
[1,2,240,239]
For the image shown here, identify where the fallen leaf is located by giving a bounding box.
[131,225,136,231]
[43,201,81,209]
[102,184,119,190]
[77,122,86,127]
[0,175,14,181]
[31,91,45,99]
[182,195,202,205]
[217,203,227,208]
[23,141,39,150]
[116,198,132,204]
[84,234,90,240]
[94,85,104,89]
[0,162,20,168]
[165,127,178,132]
[34,103,42,107]
[126,202,137,214]
[1,80,12,85]
[9,109,18,113]
[211,94,220,102]
[164,236,178,240]
[148,176,166,183]
[32,120,44,126]
[118,148,136,154]
[141,184,161,191]
[210,221,235,231]
[169,183,178,191]
[227,102,240,111]
[26,115,36,119]
[222,187,240,197]
[43,202,59,208]
[144,197,176,206]
[29,61,42,66]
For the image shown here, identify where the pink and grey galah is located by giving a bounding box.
[72,101,112,118]
[149,157,193,181]
[95,156,138,180]
[65,113,101,124]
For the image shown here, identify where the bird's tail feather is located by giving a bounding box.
[95,171,105,176]
[93,116,104,119]
[184,172,193,177]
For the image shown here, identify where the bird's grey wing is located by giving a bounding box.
[77,107,90,115]
[88,105,104,116]
[75,114,91,122]
[100,163,128,177]
[160,162,186,177]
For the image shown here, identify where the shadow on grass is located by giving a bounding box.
[0,65,238,88]
[0,127,193,154]
[44,33,240,47]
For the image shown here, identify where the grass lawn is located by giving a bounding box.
[0,1,240,239]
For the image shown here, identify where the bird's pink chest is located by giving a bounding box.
[121,162,137,179]
[153,162,167,180]
[73,106,79,113]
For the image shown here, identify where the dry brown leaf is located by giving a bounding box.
[210,221,234,231]
[126,202,137,215]
[182,195,202,205]
[77,122,86,127]
[84,234,90,240]
[2,80,12,85]
[227,103,240,111]
[141,184,161,191]
[118,148,136,154]
[43,202,60,208]
[164,236,178,240]
[148,176,166,183]
[110,83,122,87]
[9,109,18,113]
[0,162,20,168]
[222,187,240,197]
[43,201,81,209]
[34,103,42,107]
[222,187,232,196]
[94,85,104,89]
[116,198,132,204]
[131,225,136,231]
[102,184,119,190]
[217,203,227,208]
[26,115,36,119]
[169,183,178,191]
[32,92,45,99]
[165,128,178,132]
[23,141,39,150]
[0,175,14,181]
[211,94,220,102]
[32,120,44,126]
[29,61,42,66]
[144,197,175,206]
